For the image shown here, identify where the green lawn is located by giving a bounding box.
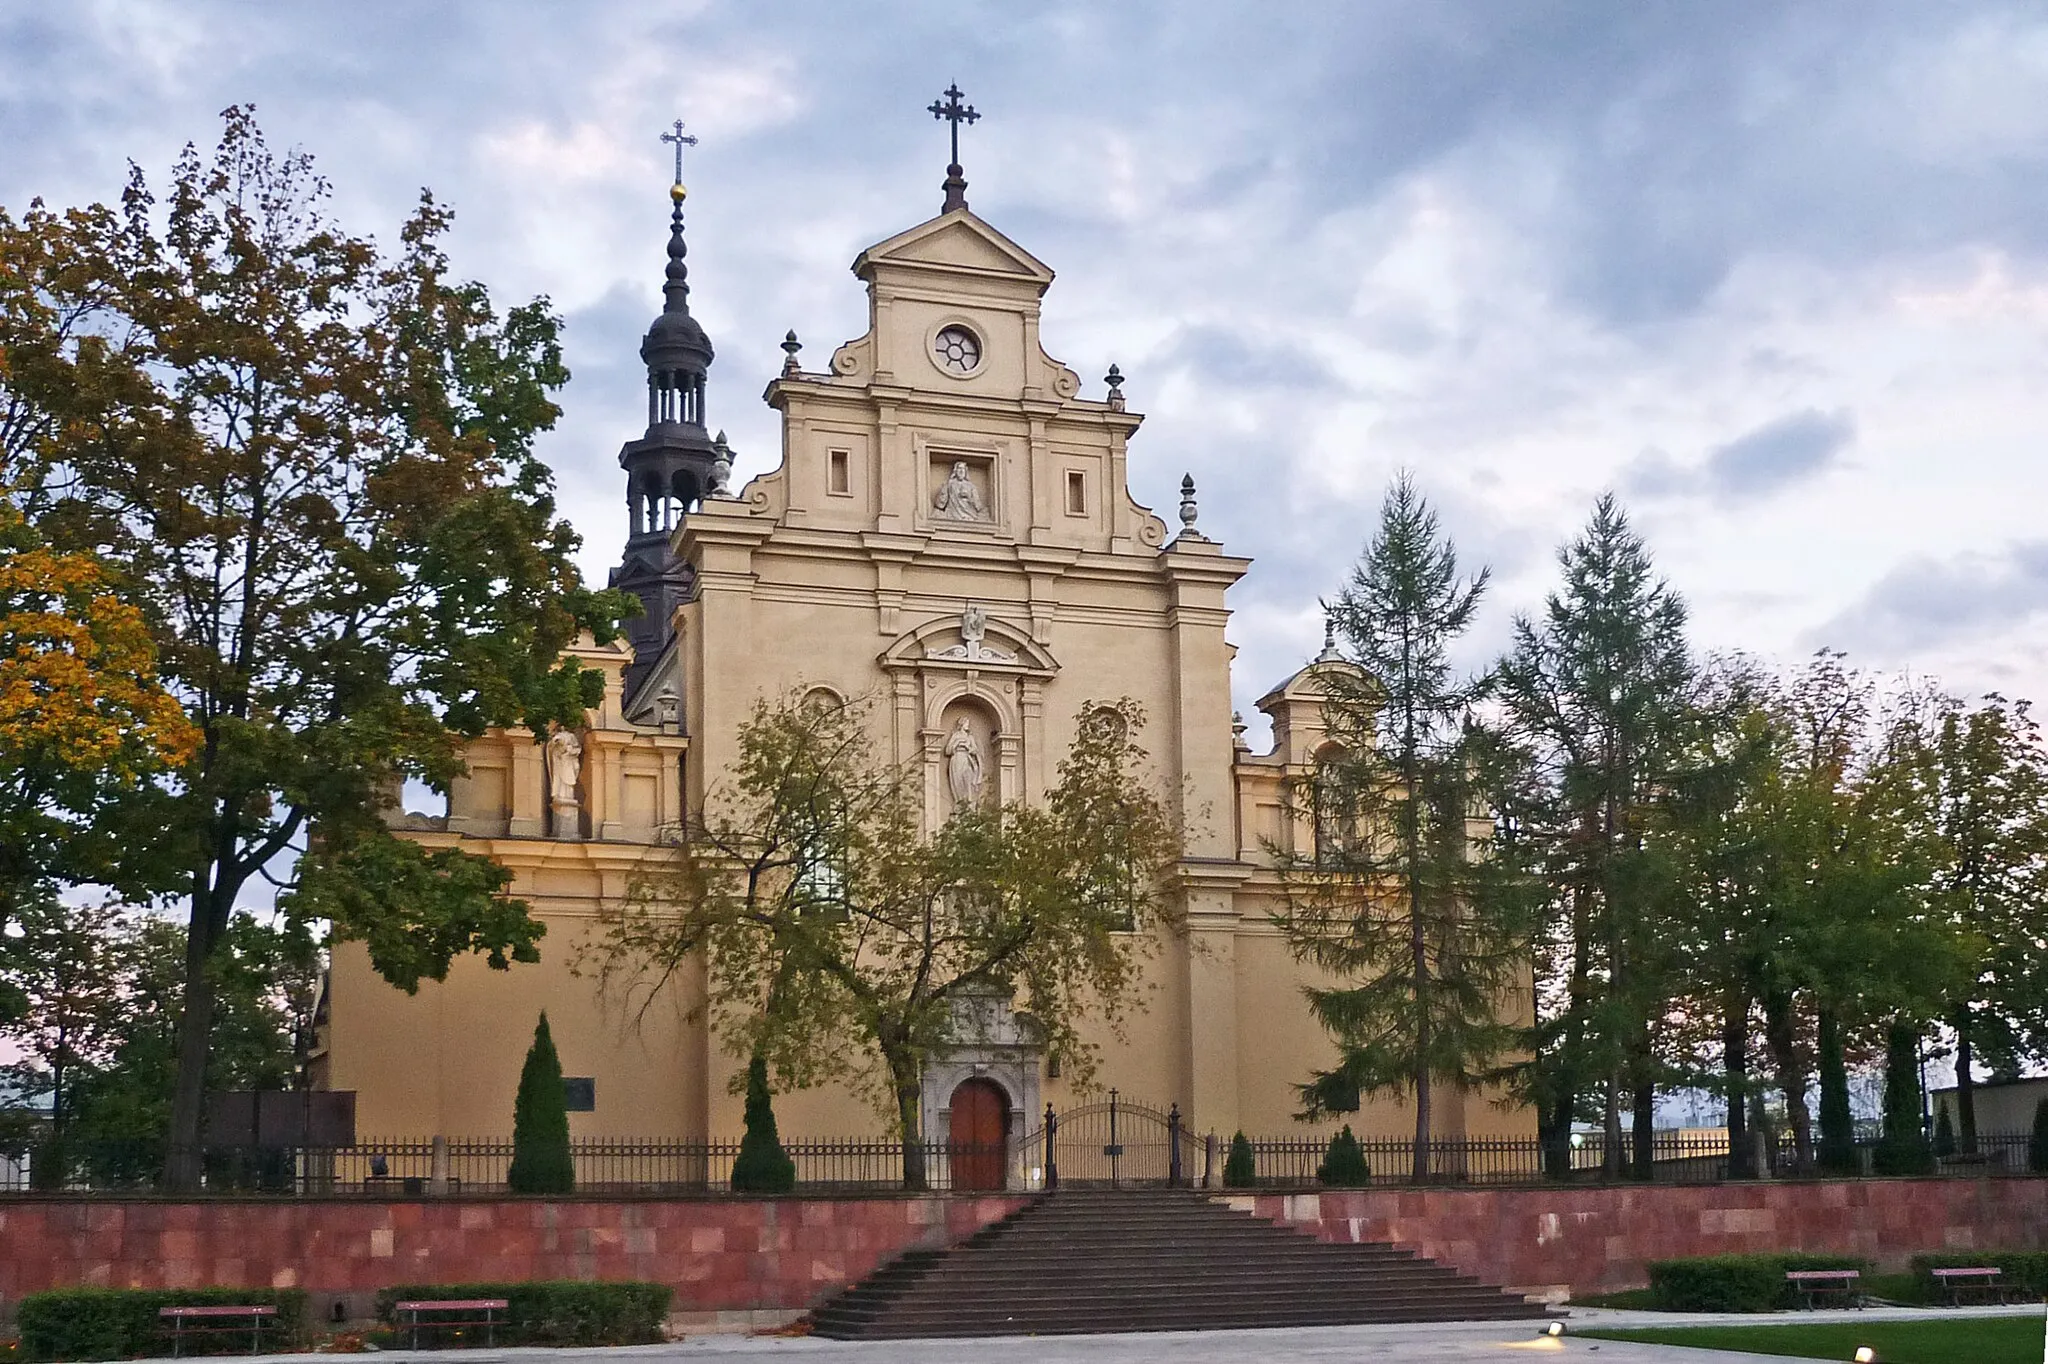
[1579,1315,2046,1363]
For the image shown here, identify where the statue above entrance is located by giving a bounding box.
[944,716,986,806]
[928,602,1017,664]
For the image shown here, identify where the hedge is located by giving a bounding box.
[1647,1253,1871,1313]
[1911,1251,2048,1300]
[372,1280,671,1345]
[15,1286,308,1361]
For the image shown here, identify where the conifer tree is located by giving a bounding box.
[507,1013,573,1195]
[1494,494,1693,1178]
[1274,474,1528,1183]
[1871,1021,1933,1177]
[2029,1097,2048,1175]
[1932,1101,1956,1158]
[1316,1125,1371,1187]
[1222,1130,1256,1188]
[1814,1010,1858,1175]
[730,1053,796,1194]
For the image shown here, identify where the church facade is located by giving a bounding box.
[318,144,1532,1170]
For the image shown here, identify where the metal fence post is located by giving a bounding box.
[1106,1087,1122,1189]
[1167,1104,1183,1187]
[1044,1104,1058,1191]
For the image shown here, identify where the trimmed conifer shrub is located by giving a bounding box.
[730,1053,796,1193]
[1932,1102,1956,1158]
[507,1012,574,1195]
[1222,1130,1256,1188]
[1316,1124,1370,1187]
[1871,1021,1934,1177]
[2030,1096,2048,1175]
[1814,1010,1858,1175]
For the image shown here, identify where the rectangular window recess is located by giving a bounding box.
[828,449,851,496]
[1065,469,1087,516]
[562,1077,596,1112]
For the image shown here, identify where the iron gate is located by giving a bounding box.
[1015,1090,1206,1188]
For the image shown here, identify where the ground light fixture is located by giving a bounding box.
[1852,1348,1876,1363]
[1545,1322,1565,1337]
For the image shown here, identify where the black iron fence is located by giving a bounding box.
[1233,1130,2043,1188]
[2,1125,2037,1197]
[0,1136,1009,1196]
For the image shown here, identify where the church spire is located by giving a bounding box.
[612,120,726,701]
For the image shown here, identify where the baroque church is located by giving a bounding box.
[318,110,1532,1178]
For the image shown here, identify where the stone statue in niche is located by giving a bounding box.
[928,602,1017,663]
[547,728,584,839]
[932,460,988,521]
[944,717,986,807]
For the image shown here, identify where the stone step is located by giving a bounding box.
[807,1189,1538,1340]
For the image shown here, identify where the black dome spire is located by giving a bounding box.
[611,134,728,701]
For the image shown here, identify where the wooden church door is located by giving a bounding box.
[948,1078,1009,1191]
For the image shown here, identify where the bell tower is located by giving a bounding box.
[611,121,730,697]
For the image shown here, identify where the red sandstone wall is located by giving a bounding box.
[1241,1178,2048,1296]
[0,1195,1027,1321]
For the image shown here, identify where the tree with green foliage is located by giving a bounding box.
[730,1054,796,1194]
[1814,1010,1857,1175]
[1495,494,1695,1179]
[1273,474,1529,1184]
[2,107,628,1188]
[1316,1125,1370,1187]
[1223,1131,1256,1188]
[507,1013,573,1195]
[1871,1021,1934,1177]
[1875,694,2048,1152]
[2029,1097,2048,1175]
[591,692,1181,1191]
[0,908,316,1186]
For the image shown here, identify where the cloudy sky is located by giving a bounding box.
[5,1,2046,732]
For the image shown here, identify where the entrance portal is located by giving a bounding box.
[947,1077,1010,1191]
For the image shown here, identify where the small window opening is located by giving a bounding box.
[1065,470,1087,516]
[828,449,851,496]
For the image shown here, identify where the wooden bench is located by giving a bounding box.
[158,1305,277,1356]
[1930,1266,2008,1306]
[1785,1269,1861,1309]
[392,1298,510,1349]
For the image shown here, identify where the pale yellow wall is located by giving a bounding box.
[322,202,1534,1152]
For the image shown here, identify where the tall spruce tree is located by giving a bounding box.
[1274,474,1527,1182]
[507,1013,573,1195]
[1495,494,1693,1178]
[1814,1009,1857,1174]
[1872,1020,1933,1177]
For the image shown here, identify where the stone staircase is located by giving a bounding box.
[807,1187,1550,1338]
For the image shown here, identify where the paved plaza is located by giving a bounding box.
[221,1304,2046,1364]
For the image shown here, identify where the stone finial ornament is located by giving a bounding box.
[710,430,732,495]
[781,329,802,375]
[1178,473,1199,534]
[1232,710,1250,752]
[1104,363,1126,410]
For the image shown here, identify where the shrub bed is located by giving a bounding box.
[1912,1251,2048,1300]
[1646,1252,1871,1313]
[372,1280,671,1346]
[15,1286,308,1361]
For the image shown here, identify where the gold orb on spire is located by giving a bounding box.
[670,181,687,203]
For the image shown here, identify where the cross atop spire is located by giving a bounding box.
[661,118,697,191]
[927,82,980,212]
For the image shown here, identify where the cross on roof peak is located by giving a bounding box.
[927,83,980,213]
[660,119,698,191]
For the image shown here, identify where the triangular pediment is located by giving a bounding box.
[854,210,1054,289]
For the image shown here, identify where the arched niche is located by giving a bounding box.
[935,693,1001,820]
